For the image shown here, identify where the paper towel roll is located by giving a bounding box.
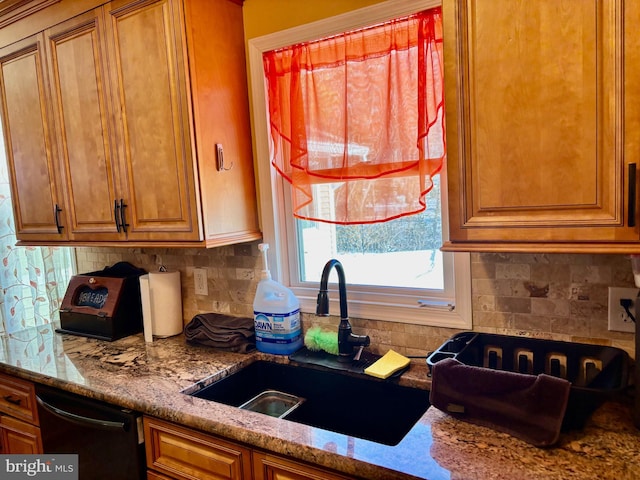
[140,270,183,339]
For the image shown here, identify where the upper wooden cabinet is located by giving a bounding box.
[0,0,260,247]
[47,9,121,242]
[0,32,67,242]
[105,0,202,243]
[442,0,640,253]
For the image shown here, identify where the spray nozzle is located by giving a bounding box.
[258,243,271,280]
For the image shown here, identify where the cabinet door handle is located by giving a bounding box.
[629,163,637,227]
[3,395,22,406]
[54,204,64,234]
[114,200,122,232]
[119,199,129,233]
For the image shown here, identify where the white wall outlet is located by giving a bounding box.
[607,287,638,333]
[194,268,208,296]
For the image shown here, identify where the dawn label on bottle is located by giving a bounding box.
[254,309,301,344]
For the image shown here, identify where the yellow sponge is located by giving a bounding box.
[364,350,410,379]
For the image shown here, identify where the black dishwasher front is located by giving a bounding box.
[35,384,145,480]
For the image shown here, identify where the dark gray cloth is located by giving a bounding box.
[429,358,571,447]
[184,313,255,353]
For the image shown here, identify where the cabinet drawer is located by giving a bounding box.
[144,417,252,480]
[0,373,38,425]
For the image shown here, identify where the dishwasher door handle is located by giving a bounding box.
[36,395,128,432]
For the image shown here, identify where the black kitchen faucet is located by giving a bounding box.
[316,259,370,361]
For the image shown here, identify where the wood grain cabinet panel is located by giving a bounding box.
[147,471,174,480]
[105,0,200,242]
[144,416,356,480]
[443,0,640,252]
[46,9,122,241]
[144,416,253,480]
[0,415,42,454]
[181,0,261,245]
[0,0,260,247]
[0,373,41,455]
[0,372,39,424]
[0,33,67,242]
[252,452,353,480]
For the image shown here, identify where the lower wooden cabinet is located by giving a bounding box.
[252,452,352,480]
[0,415,42,454]
[0,373,42,454]
[143,417,354,480]
[144,416,252,480]
[147,471,175,480]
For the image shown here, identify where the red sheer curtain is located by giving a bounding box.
[263,8,444,225]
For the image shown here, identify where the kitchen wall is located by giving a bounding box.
[75,246,636,359]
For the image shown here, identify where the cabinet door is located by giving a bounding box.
[144,417,252,480]
[105,0,201,242]
[182,0,260,246]
[0,33,68,241]
[0,415,42,454]
[147,471,173,480]
[252,452,352,480]
[46,9,123,241]
[444,0,638,250]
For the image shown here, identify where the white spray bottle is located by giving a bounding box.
[253,243,302,354]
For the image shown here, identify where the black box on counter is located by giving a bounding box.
[427,332,630,430]
[58,262,147,341]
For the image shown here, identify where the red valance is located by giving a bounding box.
[264,8,444,224]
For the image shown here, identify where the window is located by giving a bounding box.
[249,0,470,328]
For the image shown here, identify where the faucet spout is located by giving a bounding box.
[316,259,370,359]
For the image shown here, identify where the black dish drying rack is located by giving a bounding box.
[426,332,630,430]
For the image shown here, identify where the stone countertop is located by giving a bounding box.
[0,324,638,480]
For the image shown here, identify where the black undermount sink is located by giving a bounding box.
[186,360,430,446]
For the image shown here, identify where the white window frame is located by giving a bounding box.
[248,0,471,329]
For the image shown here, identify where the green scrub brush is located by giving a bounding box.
[304,326,339,355]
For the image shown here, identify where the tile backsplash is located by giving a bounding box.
[76,244,636,360]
